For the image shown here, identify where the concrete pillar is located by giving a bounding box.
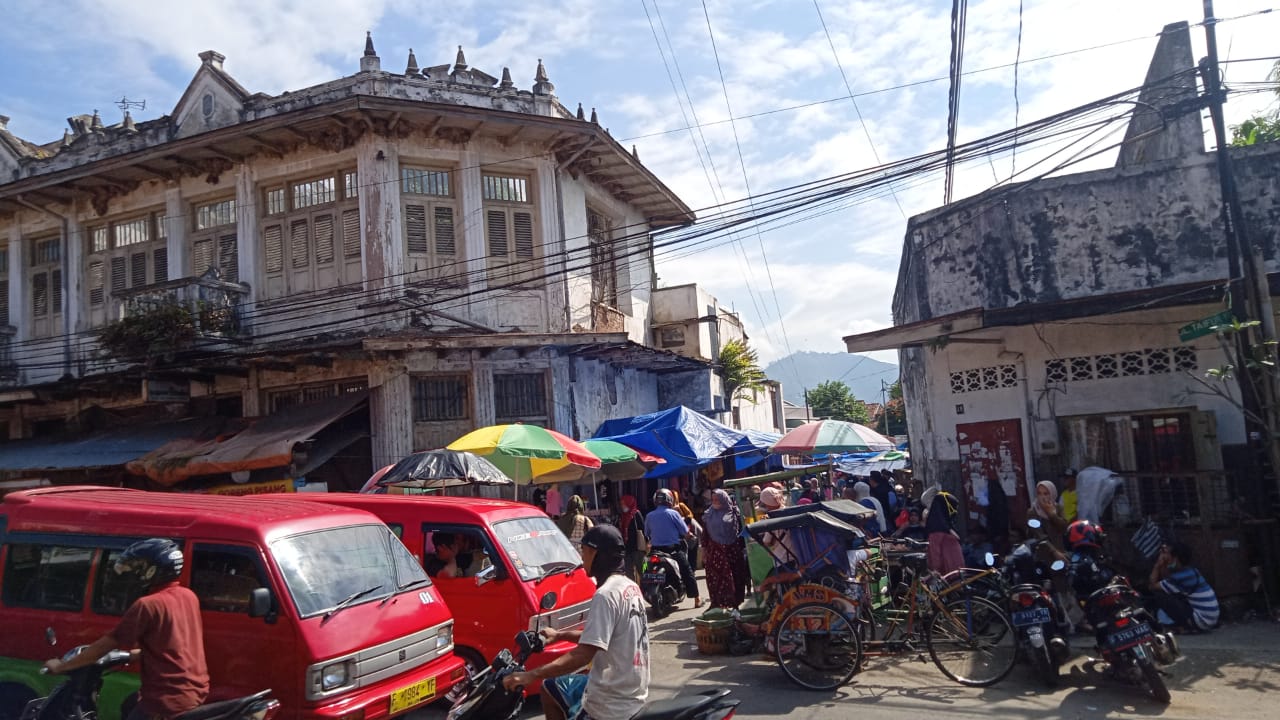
[234,164,259,302]
[164,184,186,279]
[356,136,403,296]
[63,211,83,335]
[536,159,568,333]
[7,223,25,341]
[458,148,491,325]
[473,361,495,427]
[242,366,261,417]
[370,365,413,468]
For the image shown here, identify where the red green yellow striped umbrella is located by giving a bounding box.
[771,420,895,455]
[447,424,601,484]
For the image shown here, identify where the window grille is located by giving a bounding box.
[414,376,469,421]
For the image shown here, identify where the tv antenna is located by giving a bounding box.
[115,97,146,114]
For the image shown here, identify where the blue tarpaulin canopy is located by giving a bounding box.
[593,406,778,478]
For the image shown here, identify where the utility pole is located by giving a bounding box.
[880,379,891,436]
[1201,0,1280,502]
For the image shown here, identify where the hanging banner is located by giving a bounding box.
[199,478,295,496]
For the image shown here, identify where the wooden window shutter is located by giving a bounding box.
[130,252,147,287]
[218,234,238,282]
[153,247,168,283]
[404,204,428,254]
[314,214,335,264]
[434,206,456,256]
[88,261,105,305]
[0,279,8,326]
[32,273,47,317]
[342,209,361,259]
[513,211,534,259]
[290,219,309,269]
[193,239,214,275]
[487,210,509,256]
[51,269,62,314]
[263,224,284,273]
[110,257,127,294]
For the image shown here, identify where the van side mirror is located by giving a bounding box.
[475,564,498,588]
[248,588,274,620]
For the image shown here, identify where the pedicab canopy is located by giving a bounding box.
[766,498,873,525]
[593,406,775,478]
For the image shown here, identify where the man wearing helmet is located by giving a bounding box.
[43,538,209,720]
[642,488,702,608]
[503,525,649,720]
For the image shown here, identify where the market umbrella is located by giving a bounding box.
[368,449,513,491]
[771,420,896,455]
[447,424,602,487]
[538,439,666,484]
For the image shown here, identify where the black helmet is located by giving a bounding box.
[115,538,184,589]
[652,488,674,507]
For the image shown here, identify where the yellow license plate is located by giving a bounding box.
[389,677,436,714]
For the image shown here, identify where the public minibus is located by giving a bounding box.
[0,487,467,720]
[287,494,595,678]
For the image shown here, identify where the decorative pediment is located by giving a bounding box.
[172,51,250,140]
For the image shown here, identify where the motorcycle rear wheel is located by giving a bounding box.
[1031,643,1059,687]
[1140,658,1171,704]
[774,602,864,691]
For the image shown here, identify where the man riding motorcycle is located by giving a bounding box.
[43,538,209,720]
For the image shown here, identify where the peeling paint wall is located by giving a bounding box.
[895,144,1280,325]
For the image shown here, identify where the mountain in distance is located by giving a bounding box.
[763,351,899,406]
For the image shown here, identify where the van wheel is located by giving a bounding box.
[455,646,487,685]
[0,683,36,720]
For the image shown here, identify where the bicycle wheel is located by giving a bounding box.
[926,595,1017,687]
[774,602,864,690]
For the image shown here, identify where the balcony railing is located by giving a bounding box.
[115,272,250,340]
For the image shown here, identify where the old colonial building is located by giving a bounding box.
[0,37,711,492]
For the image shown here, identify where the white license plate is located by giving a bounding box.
[1012,607,1051,627]
[1106,622,1153,649]
[642,572,665,584]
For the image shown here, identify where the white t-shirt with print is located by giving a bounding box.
[579,574,649,719]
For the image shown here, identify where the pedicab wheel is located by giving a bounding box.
[773,602,863,691]
[926,596,1016,687]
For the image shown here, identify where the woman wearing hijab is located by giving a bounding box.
[922,485,964,575]
[702,490,749,608]
[671,491,702,567]
[617,495,646,582]
[868,471,897,530]
[852,481,887,536]
[986,477,1010,555]
[1027,480,1068,550]
[557,494,593,549]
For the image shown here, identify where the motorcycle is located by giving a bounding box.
[1080,576,1180,704]
[641,548,687,620]
[447,631,739,720]
[1006,520,1071,687]
[24,640,278,720]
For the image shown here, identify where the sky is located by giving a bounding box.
[2,0,1278,367]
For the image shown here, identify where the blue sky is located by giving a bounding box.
[3,0,1278,365]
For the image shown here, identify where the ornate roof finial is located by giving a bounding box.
[589,107,598,124]
[122,111,137,133]
[454,46,468,71]
[405,48,420,77]
[360,32,381,72]
[90,110,104,132]
[576,103,585,120]
[364,31,377,57]
[632,145,640,161]
[532,58,555,96]
[62,129,73,147]
[500,67,514,89]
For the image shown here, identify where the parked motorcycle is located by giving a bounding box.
[446,630,740,720]
[25,642,278,720]
[1080,576,1180,704]
[641,549,687,619]
[1006,520,1071,686]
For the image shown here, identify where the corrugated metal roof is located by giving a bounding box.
[0,418,226,474]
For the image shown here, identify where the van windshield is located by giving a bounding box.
[271,524,430,618]
[493,516,582,582]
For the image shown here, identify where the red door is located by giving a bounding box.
[956,419,1029,535]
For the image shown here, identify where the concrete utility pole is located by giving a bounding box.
[1200,0,1280,502]
[880,379,891,436]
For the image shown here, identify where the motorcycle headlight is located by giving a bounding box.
[320,662,350,690]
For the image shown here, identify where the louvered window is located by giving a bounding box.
[190,197,237,281]
[264,225,284,273]
[434,207,455,256]
[290,220,310,269]
[0,278,8,326]
[50,269,62,315]
[261,169,360,298]
[486,211,509,257]
[314,214,335,264]
[83,211,166,327]
[405,205,428,254]
[130,252,147,287]
[31,273,47,318]
[401,165,459,285]
[588,208,619,308]
[154,247,169,283]
[88,261,105,305]
[481,174,537,285]
[342,209,360,259]
[216,236,236,282]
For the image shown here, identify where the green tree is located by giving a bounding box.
[883,380,908,435]
[805,380,870,424]
[718,339,768,402]
[1230,60,1280,146]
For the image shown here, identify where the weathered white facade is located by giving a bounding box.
[651,283,784,433]
[0,39,708,489]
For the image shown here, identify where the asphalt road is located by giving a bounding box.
[420,574,1280,719]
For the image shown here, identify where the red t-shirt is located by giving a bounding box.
[112,582,210,717]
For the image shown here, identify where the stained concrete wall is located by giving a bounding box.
[894,143,1280,325]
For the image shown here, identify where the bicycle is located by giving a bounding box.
[848,537,1017,687]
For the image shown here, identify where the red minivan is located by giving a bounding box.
[288,494,596,678]
[0,487,467,720]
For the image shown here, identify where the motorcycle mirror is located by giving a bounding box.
[983,552,995,568]
[540,591,558,611]
[45,627,56,647]
[475,564,498,588]
[1050,559,1067,571]
[1027,518,1042,530]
